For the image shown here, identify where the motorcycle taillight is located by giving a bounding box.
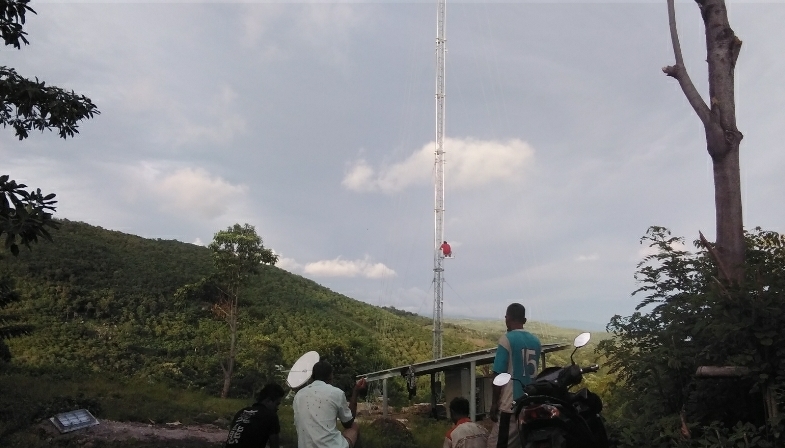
[519,404,560,424]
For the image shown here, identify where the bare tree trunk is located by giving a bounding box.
[221,295,238,399]
[663,0,745,283]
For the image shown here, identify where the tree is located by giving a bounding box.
[1,0,99,255]
[662,0,744,283]
[599,227,785,447]
[208,223,278,398]
[1,175,57,256]
[0,274,30,362]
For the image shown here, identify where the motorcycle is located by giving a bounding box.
[493,332,609,448]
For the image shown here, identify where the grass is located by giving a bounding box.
[0,370,453,448]
[446,318,611,345]
[0,370,243,447]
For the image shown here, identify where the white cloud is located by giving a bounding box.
[276,256,304,273]
[127,164,247,220]
[192,237,205,246]
[303,257,396,279]
[342,137,535,193]
[575,254,599,262]
[341,160,376,191]
[155,167,247,219]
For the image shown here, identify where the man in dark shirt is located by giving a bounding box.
[226,383,286,448]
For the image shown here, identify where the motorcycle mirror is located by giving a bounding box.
[570,332,591,365]
[573,332,591,348]
[493,373,512,387]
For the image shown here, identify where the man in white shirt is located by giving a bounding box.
[293,361,366,448]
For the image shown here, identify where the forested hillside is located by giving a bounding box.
[0,220,490,397]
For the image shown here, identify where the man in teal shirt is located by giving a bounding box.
[487,303,541,448]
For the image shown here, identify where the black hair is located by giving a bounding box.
[449,397,470,417]
[506,303,527,324]
[255,383,285,402]
[312,360,333,382]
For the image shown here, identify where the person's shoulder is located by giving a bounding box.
[513,329,541,341]
[470,422,488,432]
[524,330,542,345]
[231,406,248,420]
[505,330,538,349]
[240,404,257,413]
[327,383,346,398]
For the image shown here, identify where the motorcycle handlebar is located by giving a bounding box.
[581,364,600,374]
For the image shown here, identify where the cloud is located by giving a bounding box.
[342,137,535,193]
[341,160,376,192]
[303,257,396,279]
[276,256,303,273]
[169,86,248,147]
[107,79,247,148]
[574,254,599,262]
[239,3,363,68]
[129,164,248,220]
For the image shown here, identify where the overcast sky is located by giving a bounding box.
[2,0,784,328]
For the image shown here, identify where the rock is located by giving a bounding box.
[213,418,230,427]
[368,418,415,444]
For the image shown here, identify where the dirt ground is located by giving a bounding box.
[36,405,473,446]
[38,419,227,445]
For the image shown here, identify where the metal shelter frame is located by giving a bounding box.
[360,342,569,421]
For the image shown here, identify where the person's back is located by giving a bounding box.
[440,241,452,257]
[444,397,488,448]
[488,303,541,448]
[226,383,284,448]
[499,328,541,402]
[447,421,488,448]
[226,403,278,447]
[292,360,365,448]
[293,379,351,448]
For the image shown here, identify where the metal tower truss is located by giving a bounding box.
[432,0,446,362]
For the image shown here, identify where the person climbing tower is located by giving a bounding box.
[440,241,452,258]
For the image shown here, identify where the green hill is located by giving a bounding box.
[446,318,611,345]
[0,220,619,448]
[1,220,605,397]
[0,220,490,397]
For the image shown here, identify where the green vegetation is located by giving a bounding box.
[599,227,785,447]
[23,219,773,448]
[0,219,506,446]
[0,219,607,447]
[183,223,280,398]
[446,318,611,346]
[0,220,484,395]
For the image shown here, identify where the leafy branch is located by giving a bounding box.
[0,174,57,256]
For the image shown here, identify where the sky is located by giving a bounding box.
[2,0,784,329]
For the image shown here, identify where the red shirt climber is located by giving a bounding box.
[440,241,452,257]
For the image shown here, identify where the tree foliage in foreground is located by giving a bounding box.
[0,175,58,256]
[1,0,99,256]
[1,0,99,140]
[599,227,785,447]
